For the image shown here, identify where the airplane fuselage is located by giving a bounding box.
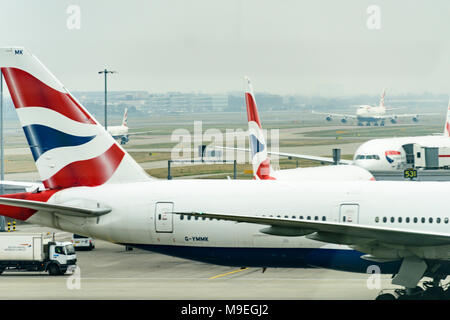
[26,179,450,274]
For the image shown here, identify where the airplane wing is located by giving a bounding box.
[312,111,357,119]
[126,130,152,136]
[173,212,450,247]
[379,113,440,119]
[0,197,111,217]
[217,146,353,165]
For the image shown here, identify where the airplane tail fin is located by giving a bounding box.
[244,77,275,180]
[122,108,128,127]
[380,88,386,107]
[0,47,150,189]
[445,99,450,137]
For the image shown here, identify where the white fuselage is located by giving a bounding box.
[353,135,450,171]
[26,179,450,270]
[356,105,385,120]
[108,125,128,138]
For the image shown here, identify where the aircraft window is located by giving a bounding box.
[314,216,319,221]
[374,155,380,160]
[421,217,425,223]
[180,215,184,220]
[406,217,410,223]
[291,216,296,219]
[195,216,199,221]
[284,215,289,219]
[355,155,365,160]
[383,217,387,223]
[307,216,311,220]
[269,215,273,218]
[187,215,192,220]
[437,218,441,224]
[322,216,326,221]
[277,215,281,218]
[429,217,433,223]
[202,217,206,221]
[300,216,304,219]
[375,217,379,223]
[413,217,418,223]
[390,217,394,223]
[445,218,449,224]
[398,217,402,223]
[417,152,421,158]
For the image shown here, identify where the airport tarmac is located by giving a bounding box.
[0,225,402,300]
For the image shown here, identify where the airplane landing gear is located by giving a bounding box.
[376,278,450,300]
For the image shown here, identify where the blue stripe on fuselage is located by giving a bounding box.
[123,244,402,274]
[23,124,96,161]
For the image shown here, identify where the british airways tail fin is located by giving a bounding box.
[122,108,128,127]
[380,88,386,107]
[244,77,275,180]
[0,47,150,189]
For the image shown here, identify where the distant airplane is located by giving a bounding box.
[314,89,436,126]
[107,108,152,145]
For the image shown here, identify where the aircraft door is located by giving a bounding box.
[339,204,359,224]
[155,202,174,233]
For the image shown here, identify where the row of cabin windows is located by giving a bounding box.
[179,215,327,221]
[375,216,449,224]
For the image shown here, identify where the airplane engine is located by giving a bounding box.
[340,118,347,124]
[412,116,419,122]
[120,136,130,145]
[325,115,332,121]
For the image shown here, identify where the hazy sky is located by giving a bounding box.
[1,0,449,96]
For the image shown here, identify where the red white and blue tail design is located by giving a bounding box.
[444,99,450,137]
[380,89,386,107]
[1,47,150,190]
[122,108,128,127]
[245,77,275,180]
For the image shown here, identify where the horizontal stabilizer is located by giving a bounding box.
[0,197,111,217]
[216,146,352,165]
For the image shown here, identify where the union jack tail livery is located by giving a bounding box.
[1,47,150,190]
[244,77,275,180]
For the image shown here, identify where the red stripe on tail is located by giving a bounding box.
[43,144,125,189]
[1,67,95,124]
[245,92,262,128]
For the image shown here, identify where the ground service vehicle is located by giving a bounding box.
[0,233,77,275]
[72,234,95,250]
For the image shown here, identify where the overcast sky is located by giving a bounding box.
[1,0,449,96]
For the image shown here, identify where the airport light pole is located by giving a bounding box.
[98,69,116,131]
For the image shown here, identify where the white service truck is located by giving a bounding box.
[0,233,77,275]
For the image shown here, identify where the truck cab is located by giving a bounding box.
[47,241,77,274]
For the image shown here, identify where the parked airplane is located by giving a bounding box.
[236,77,374,181]
[107,108,152,145]
[314,89,433,126]
[241,99,450,172]
[3,48,450,299]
